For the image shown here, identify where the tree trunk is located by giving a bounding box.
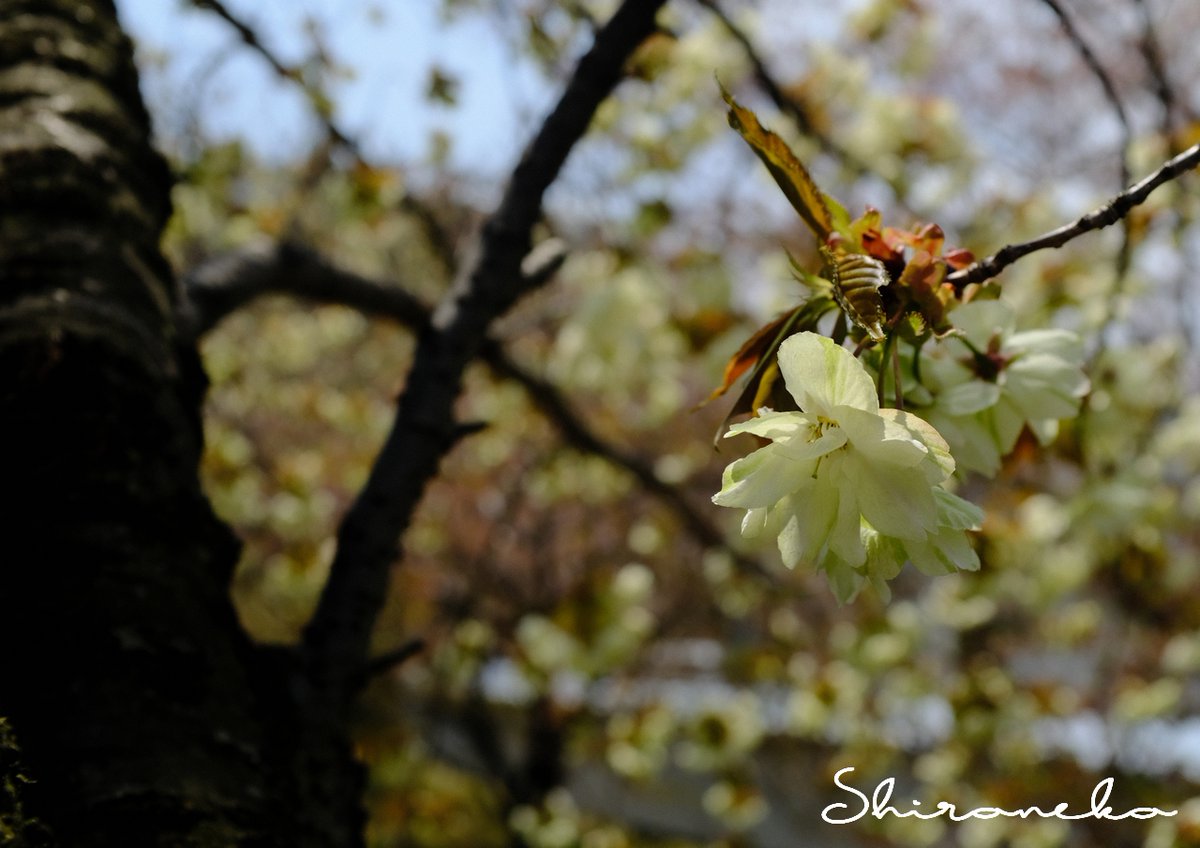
[0,0,668,843]
[0,1,278,843]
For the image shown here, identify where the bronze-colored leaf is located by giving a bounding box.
[897,250,953,335]
[710,298,833,444]
[884,222,945,257]
[721,85,833,242]
[848,206,883,251]
[750,359,781,414]
[861,228,905,265]
[943,247,975,270]
[701,312,793,405]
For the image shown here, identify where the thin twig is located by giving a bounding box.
[1035,0,1136,360]
[694,0,822,145]
[1131,0,1193,351]
[191,0,361,157]
[1033,0,1137,352]
[1036,0,1132,186]
[361,639,426,680]
[191,0,478,286]
[946,141,1200,287]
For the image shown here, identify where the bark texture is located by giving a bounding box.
[0,1,271,844]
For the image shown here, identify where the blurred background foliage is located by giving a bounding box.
[130,0,1200,844]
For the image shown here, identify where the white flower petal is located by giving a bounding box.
[934,489,984,530]
[905,537,959,576]
[926,409,1001,476]
[1006,328,1084,362]
[838,405,930,468]
[824,556,865,604]
[938,380,1002,415]
[829,469,867,565]
[882,409,956,480]
[952,300,1015,344]
[777,332,878,415]
[1028,417,1059,445]
[924,527,981,572]
[990,396,1027,455]
[777,490,837,567]
[1004,353,1089,420]
[774,426,848,463]
[863,529,906,601]
[844,453,938,539]
[922,352,974,393]
[713,444,814,509]
[744,494,800,542]
[725,410,815,441]
[740,506,770,539]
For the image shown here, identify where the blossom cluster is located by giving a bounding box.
[919,300,1090,476]
[712,316,1088,601]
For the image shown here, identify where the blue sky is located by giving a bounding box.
[112,0,554,173]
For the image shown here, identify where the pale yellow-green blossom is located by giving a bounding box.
[923,300,1090,476]
[713,332,980,601]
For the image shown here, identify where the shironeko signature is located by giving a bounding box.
[822,767,1177,825]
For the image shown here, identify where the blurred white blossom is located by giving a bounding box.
[924,299,1089,476]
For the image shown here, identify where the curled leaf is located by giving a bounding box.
[848,207,884,249]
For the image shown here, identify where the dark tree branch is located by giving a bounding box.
[304,0,670,676]
[946,141,1200,287]
[272,5,671,831]
[360,639,426,681]
[182,241,766,577]
[180,241,431,339]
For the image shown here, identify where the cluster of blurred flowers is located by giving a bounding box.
[918,300,1090,476]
